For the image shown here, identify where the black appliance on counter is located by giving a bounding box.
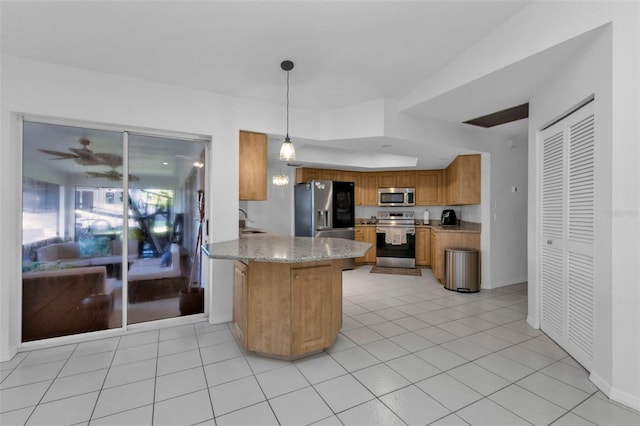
[441,209,457,226]
[295,180,355,270]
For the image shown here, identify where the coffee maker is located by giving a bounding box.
[441,209,457,226]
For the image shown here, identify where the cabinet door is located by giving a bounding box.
[416,170,442,205]
[446,158,459,205]
[232,261,248,347]
[296,168,322,184]
[378,172,396,188]
[320,169,342,181]
[365,227,377,263]
[342,171,363,205]
[354,227,368,263]
[361,173,379,205]
[396,171,416,187]
[239,131,267,201]
[291,265,332,355]
[415,228,431,266]
[459,155,481,204]
[430,229,437,274]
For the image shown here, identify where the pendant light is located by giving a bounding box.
[279,60,296,161]
[272,171,289,186]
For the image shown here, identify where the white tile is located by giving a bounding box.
[103,358,156,389]
[157,348,202,376]
[26,391,98,426]
[389,332,435,352]
[111,342,158,366]
[118,330,159,349]
[343,304,369,316]
[42,368,107,402]
[159,323,195,341]
[329,346,379,372]
[517,372,590,410]
[0,380,51,412]
[483,325,532,344]
[93,378,155,419]
[413,326,458,344]
[255,365,309,398]
[504,319,544,337]
[0,360,65,389]
[73,337,119,357]
[352,312,387,326]
[294,353,347,384]
[58,351,114,377]
[341,326,384,345]
[474,310,516,326]
[441,338,492,361]
[368,321,409,338]
[572,394,640,425]
[325,333,357,354]
[414,311,452,325]
[194,321,229,335]
[209,376,265,416]
[313,374,375,412]
[338,399,405,426]
[391,316,430,331]
[362,339,408,361]
[380,385,451,425]
[155,366,207,402]
[341,317,365,331]
[204,356,252,386]
[20,345,76,367]
[200,340,243,365]
[429,413,471,425]
[197,329,236,348]
[215,401,279,426]
[352,363,410,396]
[417,373,483,412]
[518,338,569,360]
[464,331,513,352]
[540,361,598,394]
[447,363,510,396]
[551,412,598,425]
[269,386,333,426]
[386,354,441,382]
[158,335,199,357]
[437,321,479,337]
[498,345,557,370]
[457,398,531,425]
[474,353,535,382]
[90,405,153,425]
[153,389,213,426]
[491,384,567,425]
[374,307,408,321]
[0,407,34,425]
[0,352,28,371]
[244,352,291,374]
[414,346,467,371]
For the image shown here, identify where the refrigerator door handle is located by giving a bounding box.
[325,210,330,227]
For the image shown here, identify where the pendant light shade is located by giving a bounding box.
[280,60,295,161]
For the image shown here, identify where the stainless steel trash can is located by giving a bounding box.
[444,248,479,292]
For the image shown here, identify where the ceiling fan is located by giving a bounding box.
[86,170,140,182]
[39,137,123,168]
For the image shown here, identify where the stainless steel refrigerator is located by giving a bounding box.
[295,180,356,270]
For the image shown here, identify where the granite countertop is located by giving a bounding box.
[202,231,372,263]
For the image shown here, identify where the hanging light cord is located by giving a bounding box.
[286,69,290,140]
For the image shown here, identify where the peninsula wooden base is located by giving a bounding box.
[232,259,343,359]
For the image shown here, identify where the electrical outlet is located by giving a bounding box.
[511,186,518,193]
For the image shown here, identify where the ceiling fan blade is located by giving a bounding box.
[38,149,79,160]
[69,147,106,165]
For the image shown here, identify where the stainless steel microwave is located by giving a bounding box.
[378,187,415,207]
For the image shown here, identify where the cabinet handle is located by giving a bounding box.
[294,274,300,280]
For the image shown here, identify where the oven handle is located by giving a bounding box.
[376,227,416,235]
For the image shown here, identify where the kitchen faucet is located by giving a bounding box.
[239,208,249,228]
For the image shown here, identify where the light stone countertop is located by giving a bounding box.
[202,232,372,263]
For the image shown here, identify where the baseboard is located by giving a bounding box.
[482,277,528,290]
[526,314,540,329]
[0,346,18,362]
[208,314,232,324]
[590,371,640,411]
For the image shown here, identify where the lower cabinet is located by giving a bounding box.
[430,231,480,283]
[232,259,342,358]
[415,227,431,267]
[355,225,376,263]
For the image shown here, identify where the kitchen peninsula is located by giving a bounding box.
[202,233,371,358]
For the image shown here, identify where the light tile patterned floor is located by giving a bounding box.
[1,266,639,425]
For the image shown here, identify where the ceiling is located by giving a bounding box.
[2,0,544,172]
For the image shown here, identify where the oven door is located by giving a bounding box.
[376,226,416,268]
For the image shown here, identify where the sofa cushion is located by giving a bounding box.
[79,236,112,258]
[128,244,181,281]
[37,242,80,262]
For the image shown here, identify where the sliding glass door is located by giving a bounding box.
[21,120,207,342]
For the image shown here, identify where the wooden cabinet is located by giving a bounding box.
[231,259,342,358]
[296,167,322,184]
[239,131,267,200]
[415,227,431,267]
[430,231,480,283]
[378,171,416,188]
[445,154,480,205]
[361,173,379,206]
[416,170,442,205]
[355,225,376,263]
[430,229,437,271]
[341,171,362,205]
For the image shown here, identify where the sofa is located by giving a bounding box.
[22,266,115,342]
[127,243,190,303]
[36,238,139,268]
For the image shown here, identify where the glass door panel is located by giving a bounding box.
[22,121,124,342]
[126,133,206,324]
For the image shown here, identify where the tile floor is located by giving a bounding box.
[2,266,639,425]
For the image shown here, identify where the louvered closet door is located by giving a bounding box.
[539,101,595,370]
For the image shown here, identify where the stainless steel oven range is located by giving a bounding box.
[376,211,416,269]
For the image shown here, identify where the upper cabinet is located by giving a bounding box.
[445,154,481,205]
[415,170,442,205]
[239,131,267,201]
[378,171,415,188]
